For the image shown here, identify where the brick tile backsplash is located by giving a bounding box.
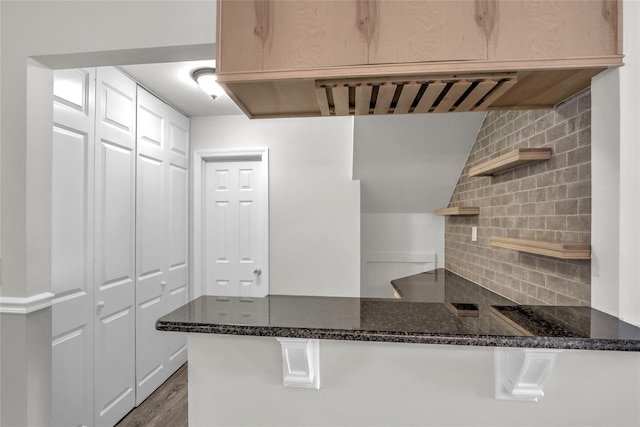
[444,89,591,306]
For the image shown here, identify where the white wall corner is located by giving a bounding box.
[494,348,562,402]
[276,338,320,389]
[0,292,55,314]
[618,0,640,326]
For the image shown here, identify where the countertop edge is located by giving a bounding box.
[156,321,640,352]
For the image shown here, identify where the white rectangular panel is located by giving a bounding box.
[102,83,135,132]
[239,169,253,190]
[52,126,88,295]
[139,106,164,147]
[216,169,229,191]
[99,140,135,285]
[211,280,229,296]
[52,325,90,427]
[135,292,165,397]
[240,280,253,298]
[169,121,188,156]
[214,201,229,262]
[239,201,253,262]
[168,164,187,268]
[53,68,89,113]
[138,155,164,277]
[96,306,135,415]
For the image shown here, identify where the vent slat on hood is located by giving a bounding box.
[394,82,421,114]
[475,78,518,111]
[316,73,517,116]
[355,84,372,115]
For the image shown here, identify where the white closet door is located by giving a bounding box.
[51,67,96,427]
[163,101,189,374]
[94,67,137,427]
[135,88,189,404]
[135,87,168,403]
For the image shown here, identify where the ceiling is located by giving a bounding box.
[119,60,243,118]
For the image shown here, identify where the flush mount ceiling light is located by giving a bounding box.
[192,68,226,99]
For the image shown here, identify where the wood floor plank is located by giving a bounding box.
[116,363,188,427]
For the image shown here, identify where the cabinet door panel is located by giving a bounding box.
[218,0,264,73]
[371,1,486,64]
[219,0,367,72]
[265,0,366,70]
[489,0,620,60]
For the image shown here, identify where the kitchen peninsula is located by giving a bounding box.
[157,270,640,426]
[158,270,640,351]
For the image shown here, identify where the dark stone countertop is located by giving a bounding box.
[390,268,515,304]
[156,269,640,351]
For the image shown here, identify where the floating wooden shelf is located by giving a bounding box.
[490,236,591,260]
[469,148,552,177]
[434,207,480,216]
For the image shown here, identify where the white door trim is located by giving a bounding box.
[192,148,269,298]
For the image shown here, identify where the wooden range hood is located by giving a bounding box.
[216,0,623,119]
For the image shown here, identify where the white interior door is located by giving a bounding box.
[205,159,267,297]
[135,87,167,403]
[93,67,137,427]
[52,67,95,427]
[135,87,188,404]
[162,98,189,375]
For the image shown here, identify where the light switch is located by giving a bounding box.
[472,226,478,242]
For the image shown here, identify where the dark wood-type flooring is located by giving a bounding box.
[116,363,188,427]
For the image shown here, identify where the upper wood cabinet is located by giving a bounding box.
[372,1,487,64]
[218,0,488,72]
[216,0,622,118]
[218,0,367,72]
[488,1,620,61]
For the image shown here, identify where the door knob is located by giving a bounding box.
[97,301,105,309]
[161,281,167,287]
[253,268,262,276]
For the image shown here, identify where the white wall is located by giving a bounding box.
[189,334,640,427]
[617,0,640,326]
[591,0,640,326]
[354,112,479,295]
[1,0,216,298]
[353,113,484,213]
[190,115,361,297]
[0,1,216,424]
[361,213,444,296]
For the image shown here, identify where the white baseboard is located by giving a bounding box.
[361,251,437,298]
[362,251,436,264]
